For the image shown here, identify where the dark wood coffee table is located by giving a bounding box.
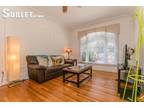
[62,64,92,87]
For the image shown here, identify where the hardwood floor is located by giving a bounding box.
[0,70,121,102]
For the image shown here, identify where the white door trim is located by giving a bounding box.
[0,19,7,86]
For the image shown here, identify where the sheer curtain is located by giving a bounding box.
[80,32,118,65]
[79,24,119,65]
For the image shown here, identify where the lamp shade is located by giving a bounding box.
[65,48,72,53]
[6,36,20,82]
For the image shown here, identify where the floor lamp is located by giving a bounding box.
[6,36,21,87]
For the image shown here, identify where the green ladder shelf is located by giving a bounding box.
[122,7,144,102]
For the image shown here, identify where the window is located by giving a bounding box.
[80,32,118,65]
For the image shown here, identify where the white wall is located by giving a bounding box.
[70,15,135,72]
[0,7,71,85]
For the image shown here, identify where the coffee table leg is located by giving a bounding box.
[90,67,92,78]
[63,71,65,82]
[77,74,80,87]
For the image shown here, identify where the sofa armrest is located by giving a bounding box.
[27,65,46,83]
[64,59,77,66]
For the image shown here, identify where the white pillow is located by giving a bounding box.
[37,56,48,67]
[48,56,53,67]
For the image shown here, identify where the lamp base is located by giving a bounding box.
[7,79,25,88]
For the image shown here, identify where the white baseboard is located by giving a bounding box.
[92,65,117,73]
[0,80,8,87]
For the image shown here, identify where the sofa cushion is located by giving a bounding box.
[37,56,48,67]
[45,64,72,74]
[46,65,63,73]
[51,55,64,66]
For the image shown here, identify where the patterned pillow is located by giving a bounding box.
[51,56,64,66]
[37,56,48,67]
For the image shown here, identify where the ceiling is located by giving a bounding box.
[34,6,136,29]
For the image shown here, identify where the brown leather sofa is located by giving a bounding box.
[26,55,74,83]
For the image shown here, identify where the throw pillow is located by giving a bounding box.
[51,56,64,66]
[37,56,48,67]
